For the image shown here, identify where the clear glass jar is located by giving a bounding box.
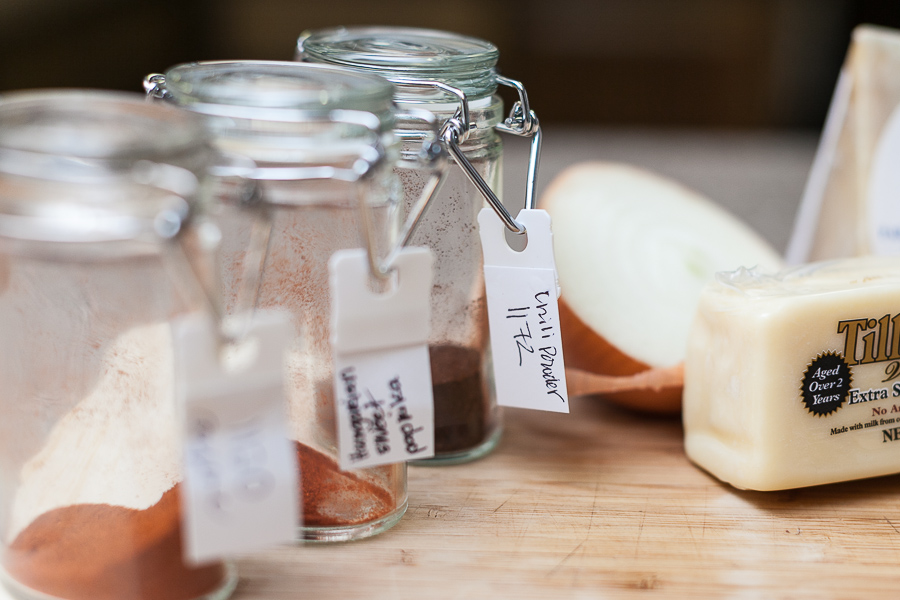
[0,91,236,600]
[298,27,543,464]
[146,60,420,542]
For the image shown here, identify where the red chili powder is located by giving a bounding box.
[5,486,226,600]
[296,442,396,527]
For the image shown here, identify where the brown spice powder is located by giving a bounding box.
[296,442,396,527]
[5,486,225,600]
[429,344,489,455]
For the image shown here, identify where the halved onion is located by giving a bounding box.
[541,162,784,412]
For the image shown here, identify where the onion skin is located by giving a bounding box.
[558,298,648,377]
[559,295,684,414]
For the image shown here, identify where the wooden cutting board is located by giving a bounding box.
[235,395,900,598]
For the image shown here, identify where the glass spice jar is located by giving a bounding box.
[298,26,543,464]
[0,90,236,600]
[145,60,444,542]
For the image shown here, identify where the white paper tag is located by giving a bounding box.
[330,247,435,470]
[174,310,298,565]
[479,208,569,413]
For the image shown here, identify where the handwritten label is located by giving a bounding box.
[479,208,569,413]
[330,247,435,469]
[174,310,298,564]
[333,346,434,469]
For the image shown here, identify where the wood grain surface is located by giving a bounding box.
[233,130,825,598]
[234,395,900,599]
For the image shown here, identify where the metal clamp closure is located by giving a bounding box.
[495,76,542,215]
[378,105,448,278]
[396,76,541,235]
[143,74,172,101]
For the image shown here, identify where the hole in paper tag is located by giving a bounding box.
[479,208,569,413]
[504,227,528,253]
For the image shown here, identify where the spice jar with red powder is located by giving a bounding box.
[145,61,441,542]
[0,91,236,600]
[298,27,543,464]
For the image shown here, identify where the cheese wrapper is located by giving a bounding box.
[684,256,900,491]
[787,25,900,263]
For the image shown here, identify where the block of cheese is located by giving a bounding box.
[684,256,900,490]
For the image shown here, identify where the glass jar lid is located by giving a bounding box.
[298,27,500,101]
[0,90,207,172]
[154,60,396,164]
[0,90,211,247]
[161,60,395,120]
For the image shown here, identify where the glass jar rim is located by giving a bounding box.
[0,90,211,246]
[155,60,399,169]
[0,89,207,163]
[298,26,500,100]
[162,60,395,122]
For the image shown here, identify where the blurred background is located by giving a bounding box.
[1,0,898,129]
[1,0,898,253]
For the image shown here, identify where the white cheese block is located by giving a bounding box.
[684,256,900,490]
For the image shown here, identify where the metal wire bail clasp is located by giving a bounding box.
[144,72,272,346]
[495,76,542,213]
[385,104,448,271]
[143,74,172,101]
[437,76,542,235]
